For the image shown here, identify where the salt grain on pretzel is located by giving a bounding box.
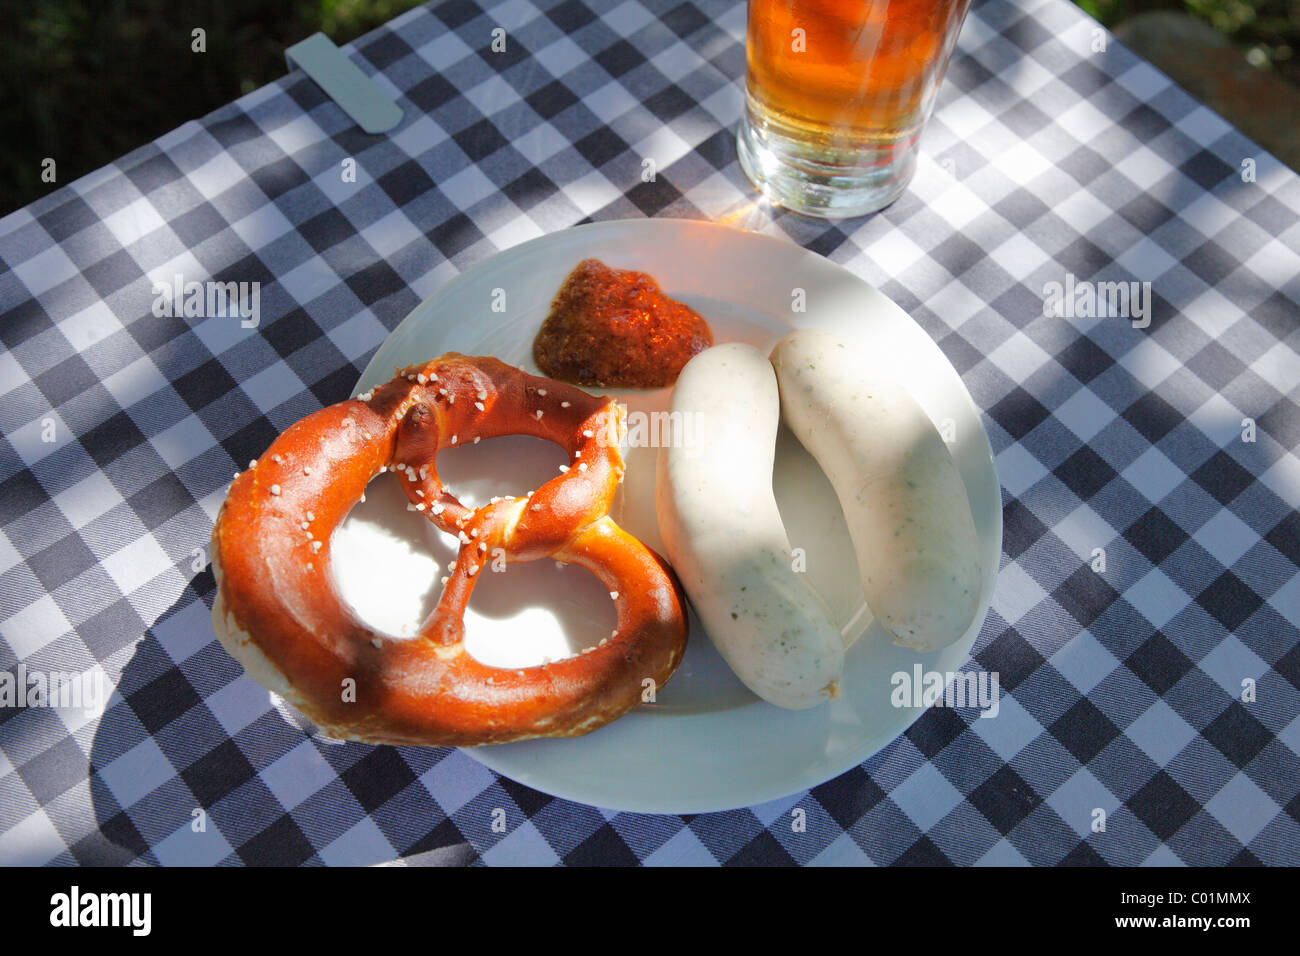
[210,353,687,746]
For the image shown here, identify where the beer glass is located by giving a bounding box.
[737,0,973,218]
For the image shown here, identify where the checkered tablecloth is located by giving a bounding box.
[1,0,1297,866]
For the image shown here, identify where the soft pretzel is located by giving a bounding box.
[210,354,688,746]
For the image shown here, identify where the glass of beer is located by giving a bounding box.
[738,0,973,218]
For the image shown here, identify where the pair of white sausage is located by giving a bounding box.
[655,343,844,709]
[657,330,982,709]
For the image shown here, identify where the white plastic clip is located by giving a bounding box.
[286,33,403,134]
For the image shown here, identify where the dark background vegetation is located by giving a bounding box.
[1,0,1297,215]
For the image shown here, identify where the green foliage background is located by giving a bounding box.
[0,0,429,214]
[1,0,1297,214]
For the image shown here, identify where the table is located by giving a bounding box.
[1,0,1297,866]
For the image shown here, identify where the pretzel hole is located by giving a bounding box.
[433,434,569,507]
[331,475,443,637]
[330,437,616,666]
[459,557,616,669]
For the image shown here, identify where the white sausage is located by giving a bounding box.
[771,329,982,653]
[657,343,844,709]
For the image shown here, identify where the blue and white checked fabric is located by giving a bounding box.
[0,0,1296,865]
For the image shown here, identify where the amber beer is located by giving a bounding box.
[738,0,972,217]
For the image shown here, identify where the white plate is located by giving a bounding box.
[343,219,1001,814]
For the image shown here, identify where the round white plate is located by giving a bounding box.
[342,218,1001,814]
